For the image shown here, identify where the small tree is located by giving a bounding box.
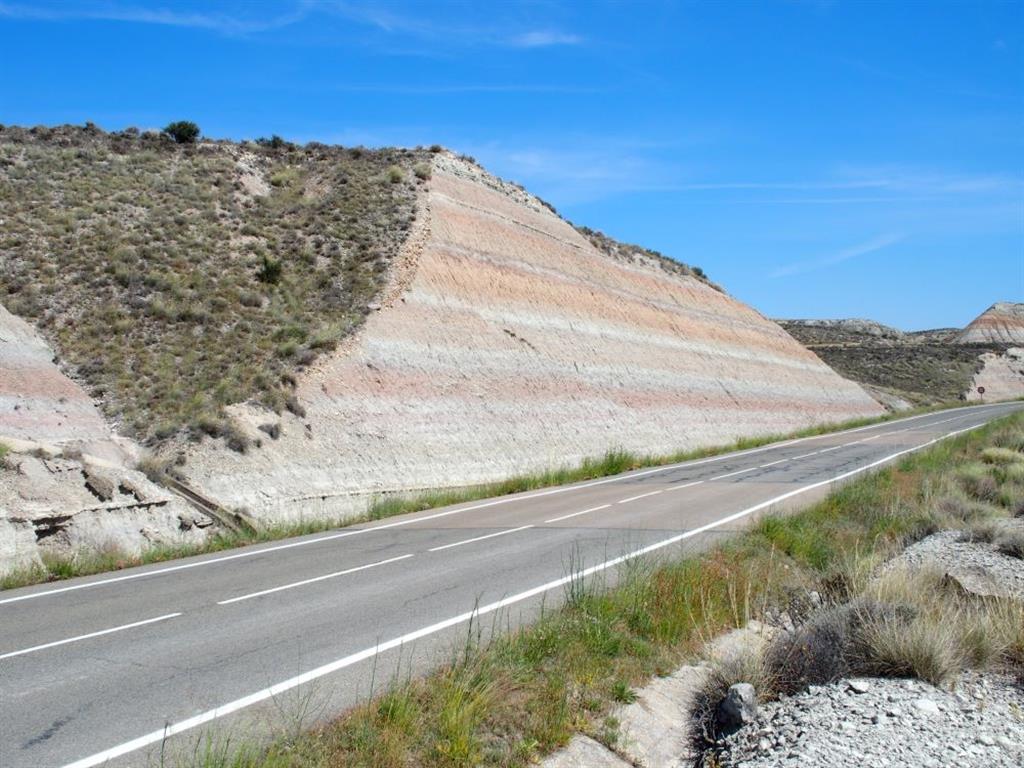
[163,121,200,144]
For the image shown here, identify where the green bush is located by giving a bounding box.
[163,120,200,144]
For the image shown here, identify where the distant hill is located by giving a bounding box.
[958,302,1024,345]
[779,307,1023,407]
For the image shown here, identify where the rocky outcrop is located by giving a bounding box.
[966,348,1024,402]
[958,302,1024,345]
[0,305,212,573]
[180,154,882,523]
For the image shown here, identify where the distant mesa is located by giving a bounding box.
[957,302,1024,346]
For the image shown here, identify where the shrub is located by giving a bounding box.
[996,528,1024,559]
[413,162,432,181]
[257,255,282,284]
[387,165,404,184]
[163,121,200,144]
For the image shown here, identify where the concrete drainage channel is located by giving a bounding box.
[161,476,257,535]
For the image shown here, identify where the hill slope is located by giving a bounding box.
[179,153,882,522]
[1,126,883,568]
[958,302,1024,345]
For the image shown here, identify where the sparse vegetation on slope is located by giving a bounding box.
[174,411,1023,768]
[575,225,719,289]
[0,124,426,444]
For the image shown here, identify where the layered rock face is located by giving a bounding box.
[0,304,211,573]
[182,156,883,522]
[967,349,1024,402]
[958,302,1024,345]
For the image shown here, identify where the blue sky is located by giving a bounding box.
[1,1,1021,330]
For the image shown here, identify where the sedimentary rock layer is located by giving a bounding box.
[182,155,883,521]
[967,349,1024,402]
[958,302,1024,345]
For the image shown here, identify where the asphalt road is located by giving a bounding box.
[1,402,1020,767]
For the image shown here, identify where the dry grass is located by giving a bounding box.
[0,123,426,446]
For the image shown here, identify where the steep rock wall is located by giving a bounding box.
[966,349,1024,402]
[958,302,1024,345]
[181,156,882,521]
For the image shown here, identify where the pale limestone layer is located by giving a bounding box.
[182,156,882,522]
[966,349,1024,402]
[0,304,212,573]
[958,302,1024,345]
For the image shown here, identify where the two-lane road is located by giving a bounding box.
[1,402,1020,767]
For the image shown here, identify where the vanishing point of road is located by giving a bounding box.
[1,401,1020,767]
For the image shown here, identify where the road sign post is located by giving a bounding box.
[978,386,986,403]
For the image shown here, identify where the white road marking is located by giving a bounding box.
[758,458,787,468]
[2,403,1011,607]
[617,490,663,504]
[59,417,997,768]
[708,466,759,481]
[664,480,706,492]
[0,613,181,661]
[787,449,822,462]
[545,504,612,523]
[818,445,844,453]
[217,555,414,606]
[428,525,534,552]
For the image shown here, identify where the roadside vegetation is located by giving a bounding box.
[162,409,1022,767]
[0,401,994,591]
[0,123,426,446]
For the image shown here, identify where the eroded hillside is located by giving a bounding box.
[1,126,885,570]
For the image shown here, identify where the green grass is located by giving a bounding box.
[0,123,426,446]
[163,412,1024,768]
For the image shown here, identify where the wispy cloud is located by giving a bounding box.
[507,30,582,48]
[0,1,308,35]
[770,234,904,278]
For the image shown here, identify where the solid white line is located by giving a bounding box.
[217,555,414,605]
[60,418,997,768]
[545,504,612,523]
[0,613,181,661]
[664,480,706,492]
[617,490,663,504]
[4,403,1013,607]
[428,525,534,552]
[708,466,759,481]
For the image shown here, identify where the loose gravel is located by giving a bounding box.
[716,672,1024,767]
[887,525,1024,600]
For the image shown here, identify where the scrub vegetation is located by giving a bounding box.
[0,123,426,446]
[172,409,1023,767]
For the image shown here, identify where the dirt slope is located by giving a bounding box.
[178,154,882,522]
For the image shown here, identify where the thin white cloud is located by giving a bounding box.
[0,1,308,35]
[507,30,582,48]
[770,234,905,278]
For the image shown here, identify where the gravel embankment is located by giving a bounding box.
[887,524,1024,600]
[718,672,1024,767]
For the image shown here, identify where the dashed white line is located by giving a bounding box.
[545,504,612,523]
[818,445,844,453]
[617,490,663,504]
[60,418,1000,768]
[217,554,414,605]
[664,480,706,492]
[428,525,534,552]
[709,466,759,481]
[0,613,181,661]
[3,403,1012,607]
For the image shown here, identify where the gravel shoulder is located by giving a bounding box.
[717,672,1024,767]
